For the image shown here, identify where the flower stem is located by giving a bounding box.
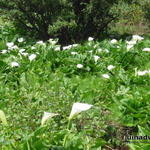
[63,119,71,147]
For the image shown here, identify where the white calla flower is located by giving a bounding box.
[94,55,100,62]
[88,37,94,41]
[107,65,115,71]
[11,45,19,50]
[31,46,36,50]
[69,102,93,120]
[77,64,83,69]
[126,40,137,45]
[102,74,110,79]
[6,42,14,48]
[29,54,36,61]
[48,39,57,45]
[19,49,26,53]
[137,70,149,76]
[88,50,93,53]
[41,112,58,125]
[18,38,24,43]
[143,48,150,52]
[55,46,61,51]
[37,41,44,44]
[105,49,109,53]
[132,35,144,41]
[63,45,72,50]
[11,62,19,67]
[127,44,134,50]
[110,39,117,44]
[21,52,28,56]
[71,52,78,55]
[0,110,7,125]
[97,48,102,52]
[1,50,7,54]
[72,44,78,47]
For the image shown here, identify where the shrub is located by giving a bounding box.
[0,0,65,40]
[109,0,150,35]
[0,0,119,44]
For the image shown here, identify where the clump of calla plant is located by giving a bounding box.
[63,102,93,147]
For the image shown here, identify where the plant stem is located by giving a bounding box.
[63,119,71,147]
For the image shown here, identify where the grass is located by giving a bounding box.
[0,23,150,150]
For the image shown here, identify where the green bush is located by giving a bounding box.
[109,0,150,35]
[0,0,118,44]
[0,0,65,40]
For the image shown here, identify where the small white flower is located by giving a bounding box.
[88,37,94,41]
[21,52,28,56]
[127,44,134,50]
[54,46,61,51]
[97,48,102,52]
[6,42,14,48]
[71,52,78,55]
[132,35,144,41]
[137,70,149,76]
[37,41,44,44]
[18,37,24,43]
[1,50,7,54]
[0,110,7,125]
[19,49,26,53]
[72,44,78,47]
[11,45,19,50]
[110,39,117,44]
[88,50,93,53]
[63,45,72,50]
[11,62,19,67]
[69,102,93,120]
[29,54,36,61]
[31,46,36,50]
[36,41,45,46]
[41,112,58,125]
[105,49,109,53]
[107,65,115,71]
[94,55,100,62]
[77,64,83,69]
[126,40,137,45]
[48,39,57,45]
[102,74,110,79]
[143,48,150,52]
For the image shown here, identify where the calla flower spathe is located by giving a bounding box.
[110,39,117,44]
[137,70,150,76]
[29,54,36,61]
[6,42,14,48]
[94,55,100,62]
[77,64,83,69]
[71,52,78,55]
[18,37,24,43]
[107,65,115,71]
[102,74,110,79]
[11,62,19,67]
[41,112,58,125]
[0,110,7,125]
[69,102,93,120]
[132,35,144,41]
[88,37,94,41]
[1,50,7,54]
[143,48,150,52]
